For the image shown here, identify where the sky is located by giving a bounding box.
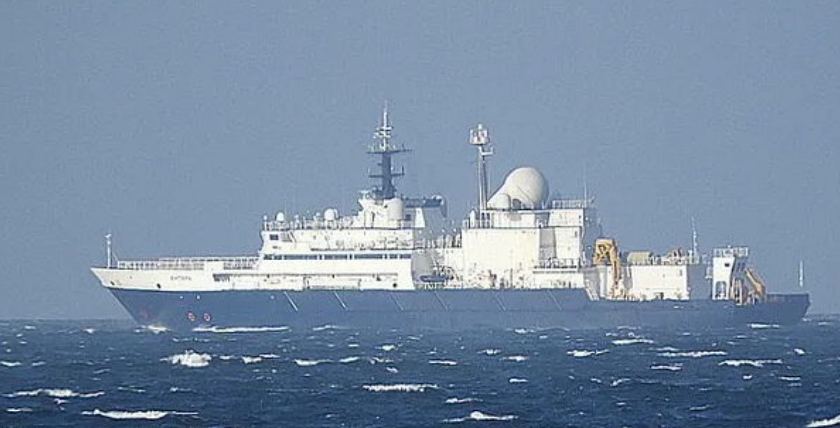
[1,1,839,318]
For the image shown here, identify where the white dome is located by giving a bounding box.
[487,167,549,210]
[324,208,339,222]
[274,211,286,222]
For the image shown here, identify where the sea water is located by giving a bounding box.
[1,316,840,427]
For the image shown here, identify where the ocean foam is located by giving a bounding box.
[140,325,169,334]
[339,356,361,364]
[312,324,341,332]
[480,349,501,356]
[6,407,33,413]
[718,359,783,368]
[611,378,631,387]
[612,338,654,346]
[193,326,289,334]
[650,364,683,371]
[508,378,528,383]
[164,350,211,368]
[294,359,330,367]
[1,361,22,367]
[514,328,535,335]
[5,388,104,398]
[749,323,780,329]
[83,328,96,334]
[362,383,438,392]
[779,375,802,382]
[794,348,807,355]
[567,349,609,358]
[82,409,198,420]
[241,356,262,364]
[658,350,727,358]
[445,411,517,423]
[504,355,529,362]
[429,360,458,366]
[379,344,397,352]
[808,413,840,428]
[446,397,481,404]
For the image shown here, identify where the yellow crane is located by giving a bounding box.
[743,268,768,304]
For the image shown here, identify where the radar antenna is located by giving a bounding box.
[368,103,408,199]
[469,124,493,214]
[105,233,113,268]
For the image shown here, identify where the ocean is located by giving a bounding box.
[1,317,839,427]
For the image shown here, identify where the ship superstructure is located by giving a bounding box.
[91,108,809,330]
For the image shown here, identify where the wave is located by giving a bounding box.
[31,361,45,367]
[808,413,840,428]
[193,326,289,334]
[612,338,654,346]
[718,359,782,368]
[386,367,399,373]
[779,375,802,382]
[163,350,211,368]
[83,328,96,335]
[241,356,262,364]
[794,348,806,355]
[445,411,517,423]
[82,409,197,420]
[514,328,535,335]
[362,383,438,392]
[379,344,397,352]
[567,349,609,358]
[445,397,481,404]
[429,360,458,366]
[138,325,169,334]
[504,355,529,362]
[508,378,528,383]
[6,407,33,413]
[611,378,631,387]
[749,323,780,329]
[650,364,683,371]
[1,361,22,367]
[339,356,361,364]
[369,356,394,364]
[480,349,501,356]
[294,359,330,367]
[312,324,343,332]
[5,388,104,398]
[658,350,727,358]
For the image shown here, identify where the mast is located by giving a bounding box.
[368,104,408,200]
[105,233,113,268]
[799,260,805,288]
[469,124,492,214]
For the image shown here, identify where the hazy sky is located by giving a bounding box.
[2,2,839,318]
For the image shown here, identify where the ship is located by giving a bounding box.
[91,108,809,331]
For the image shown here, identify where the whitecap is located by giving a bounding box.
[445,411,517,423]
[1,361,22,367]
[429,360,458,366]
[749,323,780,329]
[83,328,96,335]
[658,350,727,358]
[193,326,289,334]
[612,338,654,346]
[567,349,609,358]
[385,367,399,373]
[294,359,330,367]
[690,405,710,412]
[6,407,33,413]
[5,388,104,398]
[241,356,262,364]
[794,348,806,356]
[445,397,481,404]
[379,344,397,352]
[82,409,197,420]
[480,349,501,356]
[23,325,36,330]
[339,356,361,364]
[504,355,529,362]
[779,375,801,382]
[514,328,534,335]
[218,355,237,361]
[718,359,782,368]
[808,413,840,428]
[31,361,45,367]
[163,350,211,368]
[312,325,341,332]
[650,364,683,371]
[611,378,630,387]
[369,356,394,364]
[347,343,360,348]
[362,383,438,392]
[508,378,528,383]
[140,325,169,334]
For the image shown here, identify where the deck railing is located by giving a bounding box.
[116,256,258,271]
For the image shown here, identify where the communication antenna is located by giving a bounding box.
[469,124,492,214]
[105,233,113,268]
[799,260,805,288]
[691,217,699,258]
[368,102,407,200]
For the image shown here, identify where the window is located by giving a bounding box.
[269,234,279,241]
